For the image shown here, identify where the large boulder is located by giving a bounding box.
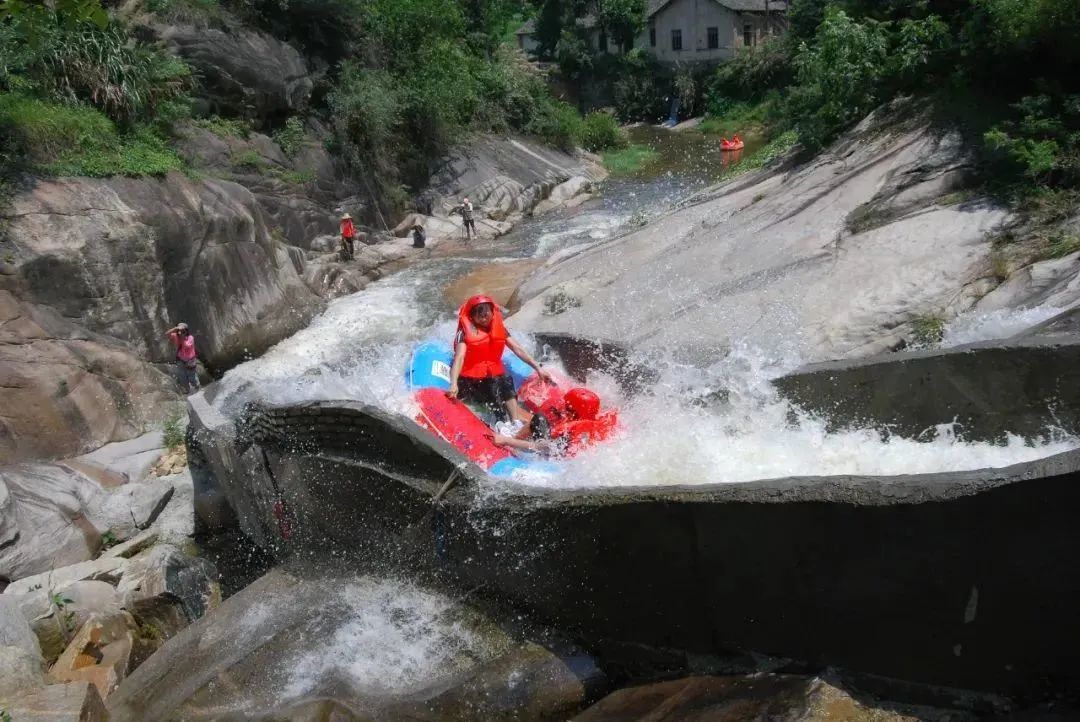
[7,580,125,663]
[0,645,46,700]
[511,104,1009,364]
[1,174,325,372]
[0,293,176,464]
[154,23,311,122]
[107,568,599,721]
[572,675,935,721]
[0,462,178,581]
[425,136,606,221]
[49,612,137,701]
[173,121,349,249]
[1,680,108,721]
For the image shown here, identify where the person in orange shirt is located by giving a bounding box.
[339,212,356,260]
[446,295,551,423]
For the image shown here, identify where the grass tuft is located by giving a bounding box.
[602,143,660,175]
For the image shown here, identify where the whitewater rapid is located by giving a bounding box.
[213,248,1078,489]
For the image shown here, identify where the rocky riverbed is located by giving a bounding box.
[4,99,1080,719]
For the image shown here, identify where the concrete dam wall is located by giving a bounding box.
[188,336,1080,701]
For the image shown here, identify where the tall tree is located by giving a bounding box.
[597,0,645,51]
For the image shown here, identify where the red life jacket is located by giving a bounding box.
[340,218,355,238]
[518,373,570,422]
[456,295,508,379]
[552,411,618,457]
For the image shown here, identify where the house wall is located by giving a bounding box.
[517,33,540,55]
[638,0,779,63]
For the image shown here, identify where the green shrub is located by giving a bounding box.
[230,149,264,169]
[0,94,184,177]
[273,116,306,156]
[610,49,668,122]
[710,38,794,103]
[579,110,627,152]
[701,97,776,137]
[193,116,251,139]
[525,99,583,152]
[162,412,186,451]
[1040,231,1080,260]
[22,24,191,126]
[270,167,315,185]
[602,143,660,175]
[785,10,889,150]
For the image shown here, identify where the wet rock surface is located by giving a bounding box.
[512,104,1013,364]
[107,567,598,722]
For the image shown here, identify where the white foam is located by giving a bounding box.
[942,305,1065,347]
[502,344,1079,489]
[281,577,507,702]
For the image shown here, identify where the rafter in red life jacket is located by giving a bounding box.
[455,295,509,379]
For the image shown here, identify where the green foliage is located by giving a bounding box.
[786,10,889,150]
[101,530,119,549]
[711,38,794,103]
[7,23,192,126]
[579,110,628,152]
[0,94,184,177]
[192,116,251,139]
[1039,231,1080,260]
[983,95,1080,187]
[273,116,306,156]
[911,315,945,346]
[597,0,646,51]
[230,149,264,170]
[162,412,186,450]
[610,49,667,122]
[701,98,776,137]
[270,167,316,185]
[148,0,224,22]
[602,143,659,175]
[0,0,108,41]
[525,99,583,151]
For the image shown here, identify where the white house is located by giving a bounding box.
[516,0,788,63]
[642,0,788,62]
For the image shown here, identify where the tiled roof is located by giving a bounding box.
[648,0,788,17]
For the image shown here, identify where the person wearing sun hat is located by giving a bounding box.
[339,212,356,260]
[165,322,200,394]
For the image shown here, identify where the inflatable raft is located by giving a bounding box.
[720,138,744,151]
[406,341,558,477]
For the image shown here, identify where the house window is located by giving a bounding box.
[649,26,656,47]
[743,23,754,47]
[707,26,719,49]
[671,28,682,51]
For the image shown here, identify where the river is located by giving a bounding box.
[211,128,1078,489]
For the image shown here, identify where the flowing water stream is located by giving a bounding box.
[213,129,1078,490]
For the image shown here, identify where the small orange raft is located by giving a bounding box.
[720,135,744,151]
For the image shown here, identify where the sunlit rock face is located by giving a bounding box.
[513,105,1010,365]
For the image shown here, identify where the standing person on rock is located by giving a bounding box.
[446,295,551,423]
[412,223,426,249]
[453,197,476,242]
[339,212,356,260]
[166,323,200,395]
